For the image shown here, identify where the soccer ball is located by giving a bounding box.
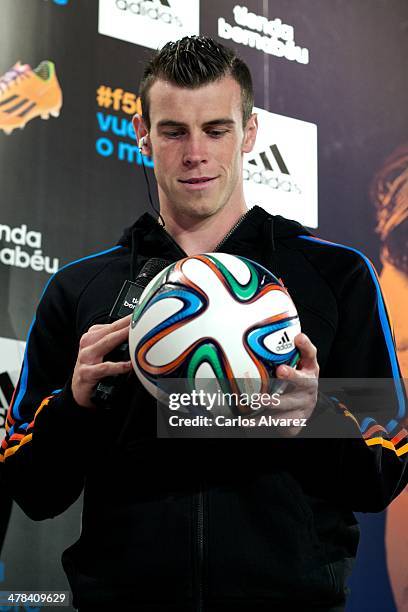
[129,253,301,410]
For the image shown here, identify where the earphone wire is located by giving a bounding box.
[140,147,165,228]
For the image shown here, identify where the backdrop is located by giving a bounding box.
[0,1,407,610]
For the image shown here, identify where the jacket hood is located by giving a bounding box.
[118,206,313,280]
[117,205,312,249]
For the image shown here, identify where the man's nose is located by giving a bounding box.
[182,135,208,167]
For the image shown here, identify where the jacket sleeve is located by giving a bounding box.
[0,271,96,520]
[290,250,407,513]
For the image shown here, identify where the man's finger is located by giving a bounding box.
[110,314,132,330]
[276,364,298,381]
[76,360,133,388]
[81,325,131,364]
[294,333,318,373]
[81,315,133,348]
[90,360,133,381]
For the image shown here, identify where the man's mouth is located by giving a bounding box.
[179,177,216,184]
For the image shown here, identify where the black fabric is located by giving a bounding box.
[78,603,345,611]
[1,205,406,608]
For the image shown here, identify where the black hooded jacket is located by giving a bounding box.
[1,206,407,610]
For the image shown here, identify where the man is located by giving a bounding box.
[0,36,407,611]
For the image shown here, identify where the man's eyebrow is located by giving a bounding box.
[156,118,236,129]
[157,120,187,128]
[202,118,236,127]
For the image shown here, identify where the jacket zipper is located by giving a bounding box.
[156,206,256,257]
[156,208,255,610]
[213,207,255,252]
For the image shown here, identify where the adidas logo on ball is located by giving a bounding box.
[275,331,293,351]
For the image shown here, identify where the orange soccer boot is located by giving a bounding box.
[0,60,63,135]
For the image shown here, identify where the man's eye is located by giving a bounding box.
[164,131,183,138]
[207,129,228,138]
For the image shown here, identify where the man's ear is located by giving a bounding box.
[242,113,258,154]
[132,114,151,155]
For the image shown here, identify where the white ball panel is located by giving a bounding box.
[134,296,184,345]
[204,252,251,284]
[195,362,217,378]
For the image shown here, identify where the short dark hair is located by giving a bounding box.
[139,36,254,130]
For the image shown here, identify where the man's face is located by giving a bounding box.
[137,75,257,221]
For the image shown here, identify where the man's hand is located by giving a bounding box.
[72,315,133,409]
[255,332,320,437]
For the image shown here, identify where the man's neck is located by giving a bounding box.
[160,203,248,255]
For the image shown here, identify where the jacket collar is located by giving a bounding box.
[119,206,313,281]
[118,205,312,259]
